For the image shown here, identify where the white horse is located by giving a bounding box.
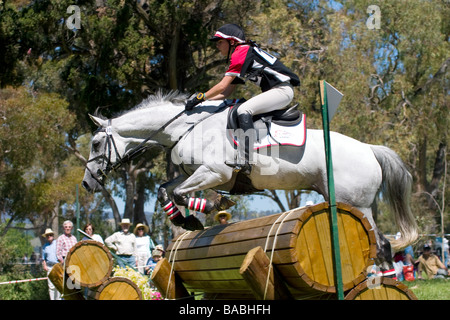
[82,91,418,267]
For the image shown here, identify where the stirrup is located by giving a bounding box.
[225,161,252,175]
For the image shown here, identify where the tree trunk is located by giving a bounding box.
[133,172,148,225]
[168,25,180,90]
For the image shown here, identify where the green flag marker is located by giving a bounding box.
[319,80,344,300]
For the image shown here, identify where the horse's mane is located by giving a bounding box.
[133,90,189,110]
[95,90,189,119]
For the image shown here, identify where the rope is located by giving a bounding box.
[0,277,48,285]
[262,209,295,300]
[166,230,192,299]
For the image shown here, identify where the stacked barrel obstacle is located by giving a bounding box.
[151,202,417,300]
[48,240,142,300]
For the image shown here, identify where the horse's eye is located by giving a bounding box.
[93,141,101,151]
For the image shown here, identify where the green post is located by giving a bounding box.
[320,80,344,300]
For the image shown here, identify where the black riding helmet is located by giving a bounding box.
[210,24,246,63]
[209,24,246,44]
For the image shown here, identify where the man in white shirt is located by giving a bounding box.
[105,218,137,268]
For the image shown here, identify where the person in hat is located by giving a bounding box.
[215,210,232,225]
[105,218,138,268]
[185,23,300,175]
[417,244,450,279]
[41,228,61,300]
[154,244,165,257]
[134,223,156,274]
[144,249,163,276]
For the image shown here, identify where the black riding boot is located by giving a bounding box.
[227,113,254,175]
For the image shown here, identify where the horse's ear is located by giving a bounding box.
[89,114,106,127]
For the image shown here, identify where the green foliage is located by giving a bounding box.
[0,223,48,300]
[0,268,49,300]
[0,87,78,222]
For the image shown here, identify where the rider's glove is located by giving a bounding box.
[185,92,205,111]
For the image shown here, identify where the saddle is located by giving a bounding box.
[226,99,307,149]
[226,98,303,130]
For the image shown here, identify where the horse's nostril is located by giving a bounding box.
[82,180,91,192]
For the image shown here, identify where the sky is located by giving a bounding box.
[113,189,325,216]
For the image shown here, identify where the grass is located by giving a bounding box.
[403,279,450,300]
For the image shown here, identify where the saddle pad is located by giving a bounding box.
[230,113,306,150]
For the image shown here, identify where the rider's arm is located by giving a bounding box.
[209,83,236,100]
[205,75,236,100]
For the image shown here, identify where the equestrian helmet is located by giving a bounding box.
[209,24,245,43]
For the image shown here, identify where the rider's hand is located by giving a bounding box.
[185,92,205,111]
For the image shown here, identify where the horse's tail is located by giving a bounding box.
[370,145,418,250]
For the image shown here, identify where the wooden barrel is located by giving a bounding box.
[345,278,418,300]
[47,263,85,300]
[165,202,376,299]
[65,240,114,288]
[93,277,142,300]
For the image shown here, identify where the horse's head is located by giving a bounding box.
[82,114,122,193]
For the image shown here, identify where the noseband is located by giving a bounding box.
[86,119,123,186]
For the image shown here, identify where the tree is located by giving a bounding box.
[0,86,78,236]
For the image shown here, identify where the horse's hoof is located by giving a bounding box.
[215,195,236,211]
[183,215,204,231]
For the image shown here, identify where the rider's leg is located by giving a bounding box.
[230,83,294,174]
[237,82,294,116]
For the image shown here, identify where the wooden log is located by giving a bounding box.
[344,277,418,300]
[93,277,142,300]
[150,257,192,300]
[240,246,293,300]
[166,202,377,299]
[47,263,85,300]
[65,240,114,288]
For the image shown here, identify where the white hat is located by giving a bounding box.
[42,228,55,237]
[134,223,149,234]
[120,218,131,226]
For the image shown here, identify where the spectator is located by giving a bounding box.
[144,249,162,275]
[134,223,155,274]
[417,244,450,279]
[393,250,406,281]
[215,210,232,225]
[105,218,137,268]
[56,220,77,263]
[82,223,104,243]
[41,228,61,300]
[155,244,165,258]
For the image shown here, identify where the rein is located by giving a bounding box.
[86,103,230,185]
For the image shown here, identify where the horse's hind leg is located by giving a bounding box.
[356,206,396,278]
[172,165,235,215]
[374,228,396,278]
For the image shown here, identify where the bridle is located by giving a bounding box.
[85,109,185,186]
[85,119,124,186]
[85,103,230,187]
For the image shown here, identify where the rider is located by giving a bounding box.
[185,24,300,175]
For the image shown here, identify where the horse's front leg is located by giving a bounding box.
[172,165,235,215]
[157,175,188,228]
[157,174,207,231]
